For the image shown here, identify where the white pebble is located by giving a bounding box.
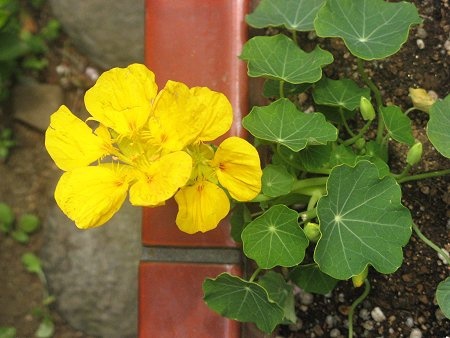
[85,66,99,81]
[338,293,345,302]
[444,40,450,52]
[410,328,422,338]
[416,39,425,49]
[405,317,414,327]
[329,328,341,337]
[416,27,428,39]
[371,307,386,322]
[299,291,314,305]
[359,308,371,320]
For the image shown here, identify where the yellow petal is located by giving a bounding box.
[190,86,233,142]
[213,137,262,201]
[45,105,107,171]
[148,81,202,152]
[129,151,192,206]
[174,181,230,234]
[408,88,437,113]
[54,165,130,229]
[85,64,157,136]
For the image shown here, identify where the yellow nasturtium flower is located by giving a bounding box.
[408,88,437,113]
[45,63,262,234]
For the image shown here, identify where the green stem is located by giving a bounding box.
[412,223,450,265]
[404,107,417,116]
[307,191,323,211]
[279,80,285,98]
[299,208,317,222]
[342,120,372,146]
[392,164,412,180]
[348,279,371,338]
[356,58,384,143]
[397,168,450,184]
[292,177,329,191]
[291,30,298,45]
[249,268,262,282]
[339,107,356,137]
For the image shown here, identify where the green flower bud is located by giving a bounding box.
[360,97,376,121]
[352,266,369,288]
[304,222,320,242]
[406,141,423,166]
[353,138,366,150]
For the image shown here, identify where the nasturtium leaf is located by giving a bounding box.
[317,105,356,123]
[314,0,422,60]
[242,205,309,269]
[230,204,252,243]
[436,277,450,319]
[315,161,412,280]
[11,230,29,244]
[355,155,390,178]
[262,165,295,197]
[380,105,414,146]
[240,34,333,84]
[298,144,332,171]
[0,327,16,338]
[365,141,388,163]
[263,79,311,99]
[18,214,40,233]
[243,99,338,152]
[203,273,284,333]
[246,0,326,31]
[35,317,55,338]
[427,95,450,159]
[312,78,371,111]
[289,264,339,295]
[258,271,296,323]
[22,252,43,274]
[329,144,357,167]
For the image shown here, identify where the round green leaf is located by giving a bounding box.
[242,205,309,269]
[246,0,326,31]
[22,252,43,274]
[258,271,296,323]
[35,317,54,338]
[11,230,29,244]
[314,0,422,60]
[312,77,371,111]
[243,98,338,152]
[0,327,16,338]
[289,263,338,295]
[262,165,295,197]
[240,34,333,84]
[315,161,412,280]
[436,277,450,319]
[230,204,251,243]
[18,213,40,233]
[427,94,450,158]
[298,144,332,171]
[380,105,414,146]
[203,273,284,333]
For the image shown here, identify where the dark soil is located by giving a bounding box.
[0,0,448,337]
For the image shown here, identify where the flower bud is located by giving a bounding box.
[352,266,369,288]
[360,97,375,121]
[304,222,320,242]
[406,141,423,166]
[408,88,437,113]
[353,138,366,150]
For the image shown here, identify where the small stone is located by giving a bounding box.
[338,293,345,302]
[371,307,386,322]
[288,319,303,331]
[299,291,314,305]
[416,27,428,39]
[416,39,425,49]
[307,31,317,40]
[418,295,429,304]
[362,320,374,330]
[444,40,450,52]
[406,317,414,328]
[402,273,413,282]
[329,328,341,337]
[313,324,324,336]
[325,315,336,328]
[359,308,371,320]
[435,308,446,321]
[410,328,422,338]
[419,185,430,195]
[85,66,99,81]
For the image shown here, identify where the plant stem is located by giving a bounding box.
[291,30,298,45]
[397,168,450,184]
[275,144,332,174]
[342,120,372,146]
[356,58,384,143]
[392,164,412,180]
[404,107,417,116]
[339,107,356,137]
[412,223,450,265]
[249,268,262,282]
[348,279,371,338]
[292,177,329,191]
[307,191,323,211]
[299,208,317,222]
[279,80,285,98]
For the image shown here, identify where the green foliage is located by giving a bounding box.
[436,277,450,319]
[0,327,16,338]
[0,202,40,243]
[0,128,16,160]
[0,0,60,102]
[204,0,450,332]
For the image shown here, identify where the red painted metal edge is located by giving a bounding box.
[143,0,250,246]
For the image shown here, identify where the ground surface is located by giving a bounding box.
[0,0,449,337]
